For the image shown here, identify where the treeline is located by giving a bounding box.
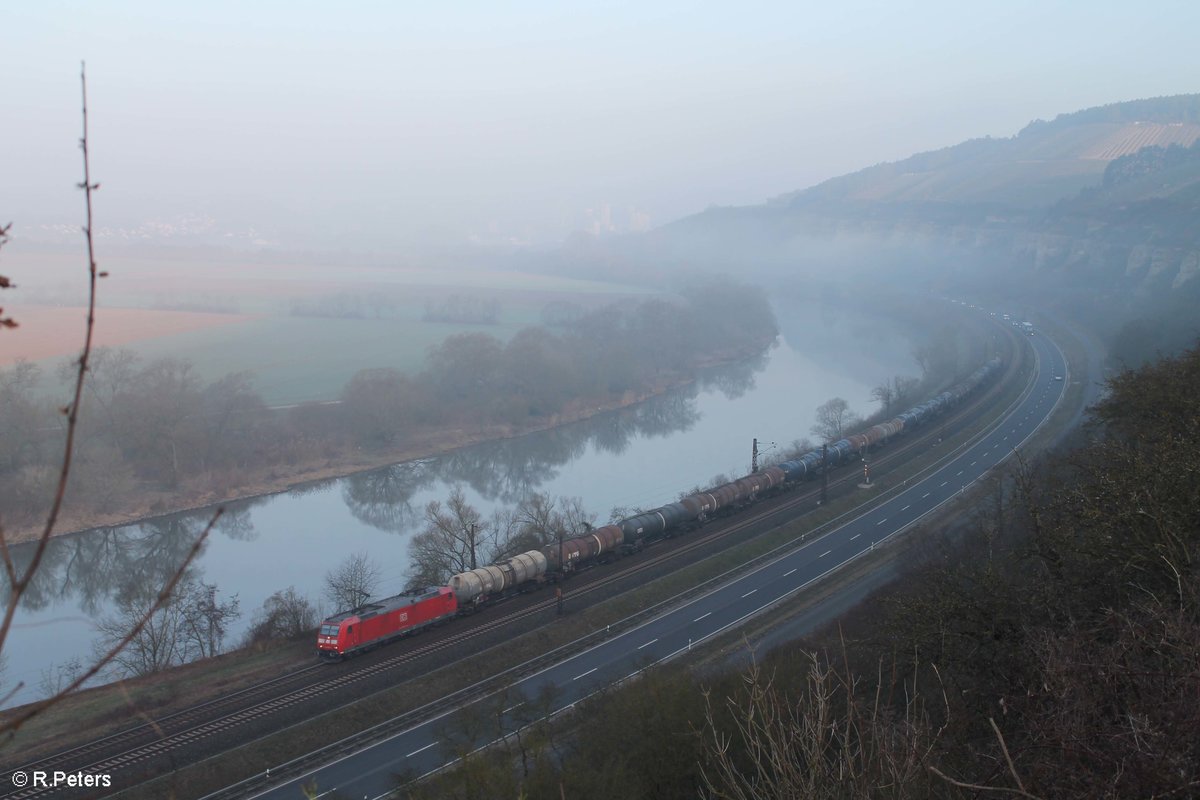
[405,343,1200,799]
[0,280,776,529]
[289,291,504,323]
[291,291,506,322]
[290,292,412,319]
[0,353,283,518]
[422,294,500,324]
[1020,93,1200,134]
[1102,138,1200,188]
[345,280,777,445]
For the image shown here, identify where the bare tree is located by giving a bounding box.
[504,493,593,555]
[92,579,239,676]
[913,335,961,382]
[609,505,646,524]
[246,587,317,642]
[892,374,920,409]
[182,581,241,659]
[0,362,54,523]
[811,397,858,442]
[341,367,426,446]
[0,222,12,330]
[870,381,895,414]
[119,357,202,486]
[37,658,83,700]
[872,376,921,417]
[94,585,191,677]
[407,486,497,586]
[0,66,219,732]
[324,552,382,611]
[56,346,140,435]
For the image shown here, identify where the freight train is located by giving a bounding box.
[317,357,1003,660]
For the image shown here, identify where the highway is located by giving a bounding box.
[245,328,1067,800]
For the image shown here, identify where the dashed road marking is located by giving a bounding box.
[574,667,598,681]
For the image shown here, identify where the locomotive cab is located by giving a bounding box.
[317,617,357,661]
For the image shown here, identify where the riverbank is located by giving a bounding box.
[6,344,772,545]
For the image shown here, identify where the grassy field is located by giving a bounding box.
[107,314,528,405]
[9,254,657,405]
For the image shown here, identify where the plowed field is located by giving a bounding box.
[0,306,254,366]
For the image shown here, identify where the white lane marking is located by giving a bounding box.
[876,518,887,526]
[922,492,930,499]
[784,568,797,577]
[573,667,598,681]
[850,533,861,541]
[820,550,832,557]
[637,638,658,650]
[741,589,758,598]
[971,461,977,466]
[939,481,948,487]
[901,505,910,511]
[956,470,963,476]
[694,612,712,622]
[503,702,524,714]
[407,742,437,758]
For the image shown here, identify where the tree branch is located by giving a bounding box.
[1,509,221,736]
[0,64,220,736]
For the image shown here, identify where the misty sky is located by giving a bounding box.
[4,0,1199,254]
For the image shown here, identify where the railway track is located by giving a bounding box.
[2,327,1026,799]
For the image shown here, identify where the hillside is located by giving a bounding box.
[771,95,1200,214]
[629,96,1198,341]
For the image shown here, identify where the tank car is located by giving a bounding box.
[679,491,719,521]
[619,510,668,546]
[450,549,548,606]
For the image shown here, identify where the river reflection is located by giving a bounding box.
[11,517,213,617]
[1,310,907,707]
[340,362,741,532]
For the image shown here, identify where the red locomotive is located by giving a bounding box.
[317,586,457,661]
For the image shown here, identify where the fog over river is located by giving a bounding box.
[3,300,916,707]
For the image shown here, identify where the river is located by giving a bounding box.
[2,300,916,708]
